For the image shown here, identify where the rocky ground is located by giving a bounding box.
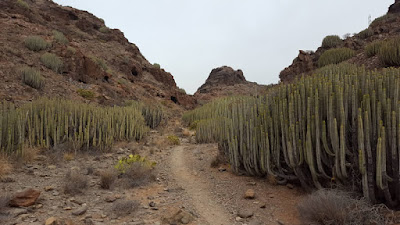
[0,120,304,225]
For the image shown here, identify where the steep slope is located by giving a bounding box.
[194,66,271,103]
[280,0,400,83]
[0,0,195,108]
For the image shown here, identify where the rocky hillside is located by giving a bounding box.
[0,0,195,108]
[280,0,400,83]
[194,66,270,103]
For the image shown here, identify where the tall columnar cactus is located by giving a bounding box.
[183,63,400,207]
[0,98,150,156]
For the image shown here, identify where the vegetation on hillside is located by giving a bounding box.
[183,63,400,207]
[21,67,44,89]
[40,53,63,73]
[317,48,355,67]
[24,36,49,52]
[321,35,342,49]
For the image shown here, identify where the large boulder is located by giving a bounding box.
[9,189,40,207]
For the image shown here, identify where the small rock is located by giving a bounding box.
[218,167,226,172]
[244,189,255,199]
[286,184,294,189]
[44,186,54,192]
[72,204,88,216]
[260,202,267,208]
[9,188,41,207]
[11,208,28,217]
[247,182,256,186]
[238,209,254,218]
[45,217,58,225]
[277,220,285,225]
[235,216,243,222]
[105,196,116,203]
[48,165,57,170]
[149,201,156,207]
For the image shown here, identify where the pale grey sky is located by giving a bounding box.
[54,0,392,94]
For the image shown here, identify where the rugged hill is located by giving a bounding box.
[0,0,195,108]
[194,66,270,103]
[280,0,400,83]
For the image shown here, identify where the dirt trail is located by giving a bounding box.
[170,145,232,225]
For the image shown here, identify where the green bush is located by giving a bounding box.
[67,46,76,54]
[153,63,161,69]
[321,35,342,48]
[378,37,400,66]
[90,56,108,71]
[40,53,63,73]
[16,0,29,9]
[99,26,110,33]
[77,89,95,100]
[167,135,180,145]
[24,36,49,51]
[21,67,44,89]
[317,48,355,67]
[365,40,383,57]
[52,30,69,45]
[357,28,374,39]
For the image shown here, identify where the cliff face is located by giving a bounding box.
[279,0,400,83]
[0,0,195,108]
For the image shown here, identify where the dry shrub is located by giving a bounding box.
[121,162,155,188]
[182,129,193,137]
[63,153,74,161]
[298,189,386,225]
[111,199,139,217]
[64,170,88,195]
[100,169,117,189]
[21,148,39,163]
[0,156,12,178]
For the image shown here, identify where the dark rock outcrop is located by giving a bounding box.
[197,66,246,94]
[389,0,400,14]
[279,50,315,83]
[194,66,270,103]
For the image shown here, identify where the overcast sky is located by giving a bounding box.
[54,0,392,94]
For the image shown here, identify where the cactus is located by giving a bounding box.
[0,98,149,156]
[183,63,400,206]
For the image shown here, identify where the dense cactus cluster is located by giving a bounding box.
[0,99,149,156]
[183,63,400,207]
[125,101,164,129]
[365,40,383,58]
[317,48,355,68]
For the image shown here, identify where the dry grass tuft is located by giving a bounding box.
[120,162,155,188]
[298,189,386,225]
[111,199,139,217]
[63,153,74,161]
[21,148,39,163]
[100,169,117,189]
[0,156,12,178]
[64,170,88,195]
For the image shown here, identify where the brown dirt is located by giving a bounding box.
[0,123,303,225]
